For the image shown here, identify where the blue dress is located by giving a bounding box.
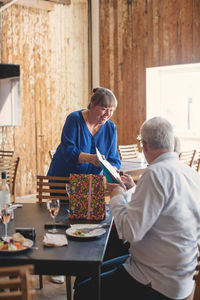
[47,110,121,177]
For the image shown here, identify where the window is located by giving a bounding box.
[0,64,21,126]
[146,63,200,138]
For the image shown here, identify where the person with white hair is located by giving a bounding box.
[74,117,200,300]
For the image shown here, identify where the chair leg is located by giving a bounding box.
[66,276,71,300]
[39,275,43,289]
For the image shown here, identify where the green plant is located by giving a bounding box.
[136,134,143,151]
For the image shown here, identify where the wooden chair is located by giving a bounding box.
[192,149,200,173]
[0,264,35,300]
[179,250,200,300]
[49,150,56,160]
[36,175,69,202]
[0,156,20,203]
[36,175,71,300]
[193,254,200,300]
[179,150,196,167]
[118,144,139,161]
[0,149,14,158]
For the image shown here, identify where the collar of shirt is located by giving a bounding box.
[150,151,178,165]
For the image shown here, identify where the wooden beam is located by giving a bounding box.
[0,0,55,11]
[46,0,71,4]
[0,0,18,12]
[91,0,100,88]
[16,0,55,10]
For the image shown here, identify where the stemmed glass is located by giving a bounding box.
[1,205,12,241]
[66,183,70,198]
[46,199,60,233]
[66,184,71,216]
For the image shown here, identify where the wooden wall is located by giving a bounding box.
[0,0,89,197]
[100,0,200,146]
[1,0,200,197]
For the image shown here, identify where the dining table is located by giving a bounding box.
[0,202,113,300]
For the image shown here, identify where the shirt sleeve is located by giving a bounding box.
[60,113,81,164]
[109,169,165,243]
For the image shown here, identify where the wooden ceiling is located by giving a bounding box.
[0,0,71,11]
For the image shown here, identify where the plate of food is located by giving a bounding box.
[66,224,106,239]
[0,233,33,253]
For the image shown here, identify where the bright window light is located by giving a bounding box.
[146,63,200,138]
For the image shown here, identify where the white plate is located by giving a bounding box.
[0,238,33,253]
[66,224,106,239]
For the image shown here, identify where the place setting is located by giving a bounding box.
[44,198,108,243]
[43,199,68,247]
[0,205,34,253]
[65,223,108,239]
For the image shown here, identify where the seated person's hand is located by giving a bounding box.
[106,182,126,198]
[106,178,126,192]
[106,182,119,193]
[106,174,135,194]
[120,174,135,190]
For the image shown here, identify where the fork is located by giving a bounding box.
[75,223,109,234]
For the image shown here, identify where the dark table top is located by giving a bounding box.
[0,202,112,276]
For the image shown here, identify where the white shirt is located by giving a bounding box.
[110,152,200,299]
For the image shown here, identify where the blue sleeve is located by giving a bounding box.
[60,112,81,164]
[47,111,121,177]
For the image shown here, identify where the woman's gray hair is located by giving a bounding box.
[140,117,174,151]
[87,87,118,109]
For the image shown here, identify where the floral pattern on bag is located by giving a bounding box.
[69,174,105,220]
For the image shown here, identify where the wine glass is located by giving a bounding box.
[46,199,60,233]
[66,183,70,198]
[1,205,12,241]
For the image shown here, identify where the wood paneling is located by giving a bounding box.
[0,0,88,196]
[47,0,71,4]
[0,0,55,11]
[1,0,200,197]
[100,0,200,146]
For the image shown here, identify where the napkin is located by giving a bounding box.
[43,233,68,247]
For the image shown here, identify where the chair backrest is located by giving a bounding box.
[192,150,200,173]
[49,150,56,160]
[191,254,200,300]
[179,150,196,167]
[0,150,14,158]
[36,175,69,202]
[179,251,200,300]
[118,144,139,160]
[0,264,35,300]
[0,156,20,203]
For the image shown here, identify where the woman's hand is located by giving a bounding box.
[90,154,101,166]
[78,153,100,166]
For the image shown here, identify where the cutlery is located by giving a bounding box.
[74,223,108,234]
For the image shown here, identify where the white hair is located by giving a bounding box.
[140,117,174,151]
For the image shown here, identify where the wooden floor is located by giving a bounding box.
[33,275,75,300]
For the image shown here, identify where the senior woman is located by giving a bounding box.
[47,87,121,284]
[47,86,121,178]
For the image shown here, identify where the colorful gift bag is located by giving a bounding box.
[69,174,105,221]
